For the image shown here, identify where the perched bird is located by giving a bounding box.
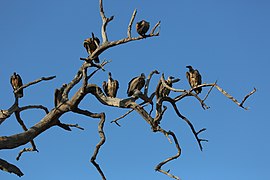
[54,84,67,107]
[127,73,146,97]
[156,76,175,99]
[10,72,23,98]
[83,32,100,63]
[186,65,202,94]
[136,20,150,37]
[102,72,119,98]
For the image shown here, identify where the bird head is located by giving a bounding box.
[108,72,112,77]
[141,73,146,79]
[186,65,193,71]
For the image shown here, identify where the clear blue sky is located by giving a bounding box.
[0,0,268,180]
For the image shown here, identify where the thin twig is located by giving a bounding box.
[127,9,137,38]
[240,88,257,108]
[72,108,106,180]
[150,21,161,35]
[65,123,84,130]
[202,80,217,107]
[110,109,133,126]
[110,104,149,126]
[215,84,256,110]
[19,105,49,114]
[16,147,38,161]
[14,76,56,94]
[87,60,111,81]
[15,112,38,161]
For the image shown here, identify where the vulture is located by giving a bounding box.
[54,84,67,107]
[102,72,119,98]
[83,32,100,63]
[186,65,202,94]
[156,76,174,99]
[136,20,150,37]
[127,73,146,97]
[10,72,23,98]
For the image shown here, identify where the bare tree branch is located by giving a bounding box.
[127,9,137,38]
[0,102,19,125]
[87,60,111,81]
[14,112,38,161]
[155,128,181,180]
[201,80,217,108]
[0,158,24,177]
[64,123,84,130]
[150,21,161,35]
[144,70,159,95]
[0,0,257,179]
[99,0,114,43]
[214,84,257,110]
[72,108,106,180]
[19,105,49,114]
[240,88,257,108]
[14,76,56,95]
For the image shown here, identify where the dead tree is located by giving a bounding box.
[0,0,256,180]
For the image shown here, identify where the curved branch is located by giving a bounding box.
[155,128,181,180]
[159,97,207,151]
[14,76,56,95]
[144,70,159,95]
[127,9,137,38]
[99,0,113,43]
[150,21,161,35]
[72,108,106,180]
[19,105,49,114]
[0,102,19,125]
[15,112,38,160]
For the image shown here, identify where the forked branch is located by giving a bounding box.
[155,128,181,180]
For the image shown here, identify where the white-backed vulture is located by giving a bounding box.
[136,20,150,37]
[54,84,67,107]
[10,72,23,98]
[156,76,174,99]
[102,72,119,98]
[127,73,146,97]
[83,32,100,63]
[186,65,202,94]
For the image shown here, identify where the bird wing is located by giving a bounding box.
[54,89,60,107]
[112,80,119,97]
[127,76,140,96]
[102,81,108,96]
[155,80,162,98]
[186,71,192,87]
[83,39,91,54]
[137,78,145,91]
[194,70,202,86]
[164,80,172,97]
[17,74,23,87]
[10,75,16,90]
[17,74,23,97]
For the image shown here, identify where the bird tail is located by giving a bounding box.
[16,90,23,98]
[94,56,100,63]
